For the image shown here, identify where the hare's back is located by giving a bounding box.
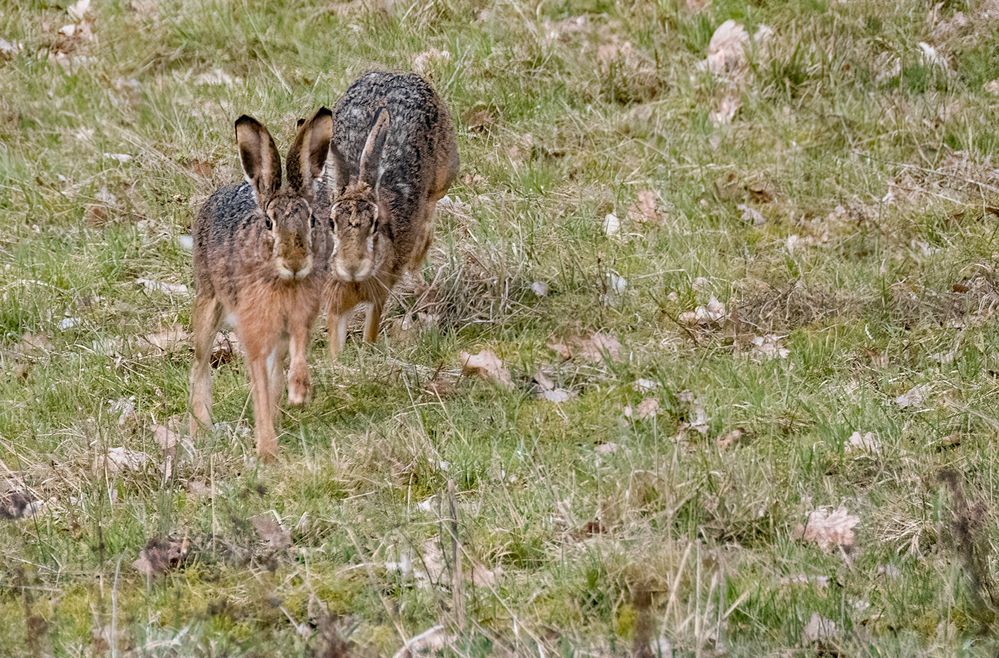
[333,72,447,193]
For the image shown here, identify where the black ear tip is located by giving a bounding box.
[316,106,333,118]
[235,115,261,130]
[296,118,306,128]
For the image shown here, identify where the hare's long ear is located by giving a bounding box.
[235,115,282,206]
[358,107,390,188]
[328,142,351,196]
[286,106,334,200]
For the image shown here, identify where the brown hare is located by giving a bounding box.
[189,107,334,461]
[324,71,458,357]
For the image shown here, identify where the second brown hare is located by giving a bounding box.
[325,71,459,357]
[189,108,334,461]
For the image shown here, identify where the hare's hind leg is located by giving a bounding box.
[189,292,223,437]
[268,334,289,406]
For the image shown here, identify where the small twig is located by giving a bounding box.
[446,479,465,631]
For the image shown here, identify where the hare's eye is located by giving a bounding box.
[310,214,316,228]
[263,217,273,231]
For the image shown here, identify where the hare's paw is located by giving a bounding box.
[288,368,311,406]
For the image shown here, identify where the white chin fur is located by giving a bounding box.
[276,266,295,281]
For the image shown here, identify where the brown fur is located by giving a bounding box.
[189,108,333,461]
[325,72,458,358]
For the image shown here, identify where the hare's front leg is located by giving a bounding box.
[287,321,312,406]
[189,293,223,437]
[364,299,384,344]
[327,305,349,361]
[246,349,278,462]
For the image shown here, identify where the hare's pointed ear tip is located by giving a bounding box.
[235,115,262,131]
[316,106,333,118]
[296,118,306,128]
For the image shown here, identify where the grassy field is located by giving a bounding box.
[2,0,999,655]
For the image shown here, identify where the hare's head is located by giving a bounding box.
[328,108,391,283]
[235,107,334,281]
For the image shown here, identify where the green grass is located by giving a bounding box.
[2,0,999,655]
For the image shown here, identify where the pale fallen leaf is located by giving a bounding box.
[710,94,741,126]
[533,370,575,403]
[917,42,948,69]
[103,152,132,163]
[133,534,190,577]
[737,203,765,225]
[895,384,929,409]
[412,48,450,75]
[67,0,91,20]
[750,334,789,360]
[802,613,838,645]
[95,447,150,474]
[392,624,452,658]
[595,442,620,455]
[136,278,190,296]
[251,511,292,550]
[461,350,513,389]
[603,212,621,237]
[530,280,549,297]
[0,38,23,57]
[986,79,999,96]
[109,397,137,427]
[633,378,658,393]
[703,20,750,77]
[607,272,628,293]
[678,296,727,325]
[794,506,859,552]
[195,68,239,87]
[58,317,80,330]
[177,235,194,251]
[845,431,880,454]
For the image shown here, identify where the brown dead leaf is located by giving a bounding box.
[627,189,660,224]
[624,397,660,420]
[717,427,747,449]
[463,106,495,133]
[187,158,214,178]
[251,511,292,551]
[470,562,501,587]
[135,326,190,354]
[460,350,513,389]
[794,506,859,553]
[210,332,240,368]
[549,332,623,363]
[133,534,191,577]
